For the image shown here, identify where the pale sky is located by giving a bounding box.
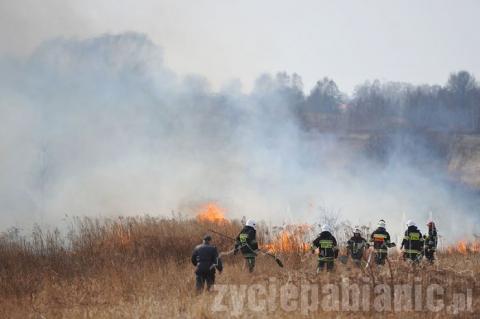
[1,0,479,93]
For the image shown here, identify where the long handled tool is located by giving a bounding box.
[258,249,284,268]
[208,229,284,268]
[365,248,373,269]
[386,257,394,283]
[363,247,376,285]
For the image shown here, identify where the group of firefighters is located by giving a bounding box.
[191,218,438,292]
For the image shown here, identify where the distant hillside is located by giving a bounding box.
[448,134,480,188]
[330,132,480,190]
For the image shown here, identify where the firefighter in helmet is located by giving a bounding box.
[370,219,395,265]
[423,220,438,263]
[311,224,338,272]
[234,219,259,272]
[347,227,369,266]
[401,220,424,263]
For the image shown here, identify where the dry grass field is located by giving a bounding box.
[0,212,478,318]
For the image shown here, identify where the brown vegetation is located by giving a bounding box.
[0,216,478,318]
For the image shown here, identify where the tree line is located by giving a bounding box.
[254,71,480,133]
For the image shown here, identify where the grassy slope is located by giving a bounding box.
[0,217,478,318]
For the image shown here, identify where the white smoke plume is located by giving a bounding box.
[0,33,478,242]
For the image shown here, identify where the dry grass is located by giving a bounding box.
[0,216,478,318]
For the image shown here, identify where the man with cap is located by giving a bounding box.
[401,220,424,263]
[347,227,369,266]
[234,219,259,272]
[191,234,223,292]
[370,219,395,265]
[311,224,338,272]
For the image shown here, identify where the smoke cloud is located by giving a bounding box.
[0,33,478,242]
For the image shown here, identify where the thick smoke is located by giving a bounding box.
[0,33,478,242]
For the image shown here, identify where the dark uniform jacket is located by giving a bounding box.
[401,226,424,254]
[191,243,223,275]
[424,228,438,249]
[235,226,258,256]
[370,227,392,253]
[347,235,368,259]
[311,231,338,260]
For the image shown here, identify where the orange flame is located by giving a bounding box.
[262,224,312,253]
[196,203,229,224]
[448,240,480,255]
[458,240,468,254]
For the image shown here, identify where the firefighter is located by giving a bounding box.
[370,219,395,265]
[191,235,223,293]
[401,220,424,263]
[311,224,338,272]
[234,219,259,272]
[347,227,369,266]
[423,220,438,264]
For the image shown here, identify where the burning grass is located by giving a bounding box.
[0,215,479,318]
[262,224,312,254]
[196,203,230,225]
[446,239,480,255]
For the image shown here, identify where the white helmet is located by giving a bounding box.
[246,219,256,230]
[406,220,416,228]
[377,219,386,228]
[321,224,332,233]
[353,227,361,234]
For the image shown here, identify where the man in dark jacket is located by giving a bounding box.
[192,235,223,292]
[424,220,438,264]
[370,219,395,265]
[347,227,369,266]
[401,220,424,263]
[311,224,338,272]
[234,219,258,272]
